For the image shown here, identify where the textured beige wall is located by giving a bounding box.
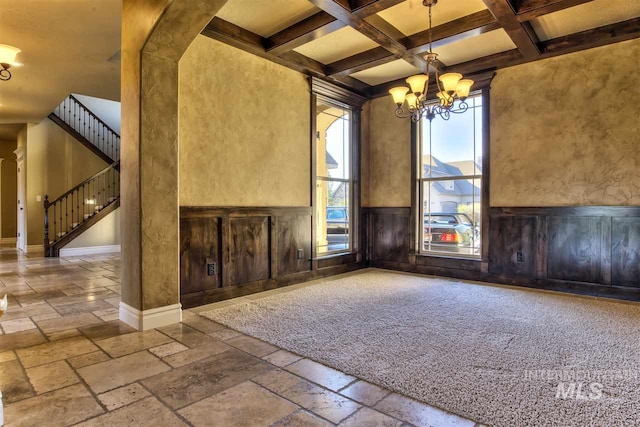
[121,0,171,311]
[179,35,310,207]
[0,140,17,239]
[122,0,229,314]
[25,118,107,245]
[366,97,411,207]
[65,207,120,248]
[491,38,640,206]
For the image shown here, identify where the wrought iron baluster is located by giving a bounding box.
[71,191,74,230]
[76,188,79,227]
[44,195,50,256]
[65,196,68,235]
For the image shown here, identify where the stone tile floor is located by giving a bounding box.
[0,251,482,426]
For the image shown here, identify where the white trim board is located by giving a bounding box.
[119,302,182,331]
[59,245,121,257]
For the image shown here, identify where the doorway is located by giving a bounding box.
[15,147,25,252]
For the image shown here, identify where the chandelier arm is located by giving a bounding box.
[449,101,469,115]
[394,106,413,119]
[0,68,11,81]
[437,108,451,121]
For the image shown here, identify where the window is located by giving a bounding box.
[418,93,484,257]
[315,100,353,255]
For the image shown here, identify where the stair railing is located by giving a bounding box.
[51,95,120,162]
[44,161,120,256]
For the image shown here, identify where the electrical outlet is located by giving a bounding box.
[297,249,304,260]
[516,251,524,263]
[207,263,216,276]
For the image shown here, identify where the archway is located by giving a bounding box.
[119,0,229,330]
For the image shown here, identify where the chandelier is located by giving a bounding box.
[0,44,21,81]
[389,0,473,121]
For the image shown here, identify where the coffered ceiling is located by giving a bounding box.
[205,0,640,97]
[377,0,489,36]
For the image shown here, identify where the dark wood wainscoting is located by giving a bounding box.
[180,207,364,308]
[364,206,640,301]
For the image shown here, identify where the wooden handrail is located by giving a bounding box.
[68,94,121,138]
[46,161,120,207]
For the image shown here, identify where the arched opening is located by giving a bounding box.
[120,0,230,330]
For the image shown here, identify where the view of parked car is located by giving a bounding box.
[423,212,477,253]
[326,206,349,250]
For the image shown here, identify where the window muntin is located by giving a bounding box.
[315,100,353,255]
[419,93,483,257]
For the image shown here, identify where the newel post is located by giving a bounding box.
[43,195,50,257]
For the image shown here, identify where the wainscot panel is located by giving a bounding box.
[228,216,270,286]
[180,207,364,308]
[180,216,221,294]
[364,207,640,301]
[612,218,640,288]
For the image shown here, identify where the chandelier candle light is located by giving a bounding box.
[389,0,473,121]
[0,44,21,81]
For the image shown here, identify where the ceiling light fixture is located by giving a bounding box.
[389,0,474,121]
[0,44,21,81]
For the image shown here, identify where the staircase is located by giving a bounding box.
[44,95,120,257]
[48,95,120,166]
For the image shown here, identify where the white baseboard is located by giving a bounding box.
[0,237,16,245]
[119,302,182,331]
[59,245,121,257]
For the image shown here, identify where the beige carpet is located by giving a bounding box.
[201,269,640,426]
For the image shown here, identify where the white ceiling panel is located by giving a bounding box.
[294,27,379,64]
[377,0,488,37]
[531,0,640,41]
[217,0,320,37]
[351,59,423,86]
[435,29,516,66]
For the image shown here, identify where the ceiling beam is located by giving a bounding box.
[481,0,541,58]
[265,12,346,55]
[454,17,640,74]
[447,49,524,76]
[514,0,594,22]
[327,10,499,76]
[201,17,370,94]
[351,0,406,18]
[307,0,429,73]
[405,10,500,52]
[365,14,406,41]
[541,16,640,55]
[327,46,392,76]
[368,16,640,98]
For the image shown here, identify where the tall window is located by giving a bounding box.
[315,99,352,255]
[419,93,484,257]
